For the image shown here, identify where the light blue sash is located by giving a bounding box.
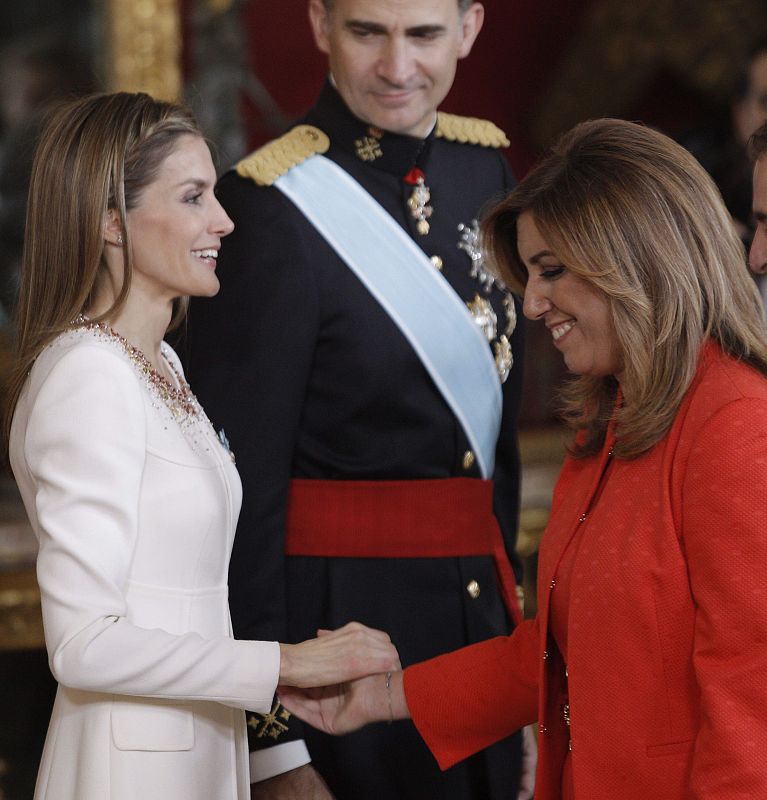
[275,155,502,477]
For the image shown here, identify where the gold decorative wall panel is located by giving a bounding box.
[107,0,183,101]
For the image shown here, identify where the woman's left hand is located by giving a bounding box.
[278,675,373,735]
[279,670,401,735]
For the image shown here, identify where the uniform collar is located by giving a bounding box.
[307,79,434,178]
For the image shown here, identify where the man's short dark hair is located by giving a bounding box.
[323,0,473,11]
[749,122,767,163]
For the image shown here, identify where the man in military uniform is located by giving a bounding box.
[187,1,526,797]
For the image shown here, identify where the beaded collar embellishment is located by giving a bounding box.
[71,314,201,429]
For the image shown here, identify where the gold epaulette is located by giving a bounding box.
[435,112,510,149]
[236,124,330,186]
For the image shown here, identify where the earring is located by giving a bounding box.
[116,234,123,246]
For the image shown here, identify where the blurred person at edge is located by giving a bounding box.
[682,36,767,248]
[748,121,767,290]
[2,91,398,800]
[281,118,767,800]
[723,36,767,240]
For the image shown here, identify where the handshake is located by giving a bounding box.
[276,621,407,734]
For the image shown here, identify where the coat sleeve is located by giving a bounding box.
[21,345,280,711]
[682,398,767,797]
[403,616,540,770]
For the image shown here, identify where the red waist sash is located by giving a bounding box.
[285,478,522,625]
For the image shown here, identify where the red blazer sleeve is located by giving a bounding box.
[683,398,767,797]
[403,616,539,770]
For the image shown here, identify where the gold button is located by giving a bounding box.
[430,255,443,270]
[462,450,475,470]
[466,579,480,599]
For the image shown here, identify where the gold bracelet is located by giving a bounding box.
[385,671,394,725]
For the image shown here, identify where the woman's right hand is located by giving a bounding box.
[278,621,399,688]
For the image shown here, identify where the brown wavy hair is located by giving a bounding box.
[483,118,767,458]
[3,91,201,446]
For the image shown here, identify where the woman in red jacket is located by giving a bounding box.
[280,119,767,799]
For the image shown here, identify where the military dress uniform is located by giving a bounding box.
[186,81,525,800]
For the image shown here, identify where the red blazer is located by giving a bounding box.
[405,342,767,799]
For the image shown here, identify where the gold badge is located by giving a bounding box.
[466,295,513,384]
[466,294,498,342]
[248,699,291,740]
[494,335,513,383]
[355,126,383,162]
[405,167,433,235]
[503,293,517,337]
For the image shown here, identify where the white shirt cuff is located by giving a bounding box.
[249,740,311,783]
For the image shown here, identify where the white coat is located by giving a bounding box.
[9,327,280,799]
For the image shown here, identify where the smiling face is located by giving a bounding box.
[125,134,234,303]
[308,0,483,138]
[517,212,624,381]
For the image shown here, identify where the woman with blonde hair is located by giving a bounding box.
[280,118,767,799]
[3,91,398,800]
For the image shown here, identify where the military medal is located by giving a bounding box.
[466,294,498,342]
[355,126,384,162]
[457,219,500,293]
[502,293,517,337]
[494,335,513,383]
[460,224,517,384]
[404,167,433,235]
[217,428,236,463]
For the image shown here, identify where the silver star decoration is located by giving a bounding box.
[457,219,505,294]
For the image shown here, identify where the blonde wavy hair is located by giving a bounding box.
[3,92,201,446]
[483,118,767,458]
